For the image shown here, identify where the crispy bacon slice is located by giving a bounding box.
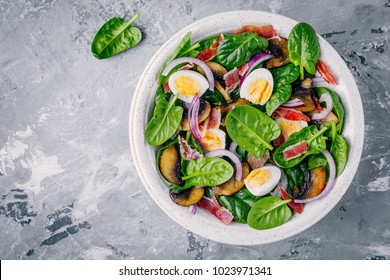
[207,107,221,129]
[234,24,278,39]
[197,34,224,62]
[273,134,285,148]
[178,135,202,160]
[198,118,209,137]
[163,82,170,93]
[317,60,336,84]
[278,187,304,214]
[197,196,234,225]
[179,62,195,71]
[238,63,249,76]
[283,141,308,161]
[272,108,310,122]
[223,67,240,93]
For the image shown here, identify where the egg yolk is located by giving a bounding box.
[247,79,272,104]
[246,169,271,187]
[279,119,304,139]
[174,76,200,96]
[202,131,221,151]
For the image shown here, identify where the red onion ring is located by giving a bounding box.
[205,149,243,181]
[161,57,214,91]
[282,98,306,108]
[228,141,239,157]
[188,94,203,147]
[239,52,274,86]
[311,91,333,120]
[294,149,336,203]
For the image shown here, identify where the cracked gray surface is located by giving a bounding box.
[0,0,389,259]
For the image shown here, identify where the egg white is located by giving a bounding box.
[202,128,226,151]
[240,68,274,105]
[168,70,209,103]
[245,165,281,196]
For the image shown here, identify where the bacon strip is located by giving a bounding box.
[283,141,308,161]
[234,25,278,39]
[278,187,304,214]
[178,135,202,160]
[272,108,310,122]
[163,82,170,93]
[197,34,224,62]
[197,197,234,225]
[223,67,240,93]
[238,63,249,76]
[207,108,221,130]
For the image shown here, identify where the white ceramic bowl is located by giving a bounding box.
[129,10,364,245]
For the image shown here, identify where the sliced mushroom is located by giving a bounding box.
[197,61,227,82]
[180,99,211,130]
[297,167,327,199]
[266,38,290,69]
[247,150,270,170]
[290,86,316,112]
[159,145,182,185]
[212,162,250,196]
[170,187,205,206]
[301,78,312,89]
[215,80,231,102]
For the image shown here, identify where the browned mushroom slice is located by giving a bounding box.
[298,167,327,199]
[180,99,211,130]
[290,86,316,112]
[197,61,228,82]
[265,38,290,69]
[212,162,250,196]
[159,145,182,185]
[215,80,231,102]
[170,187,205,206]
[247,150,270,170]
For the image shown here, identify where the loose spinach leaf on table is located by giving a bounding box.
[330,133,348,176]
[158,32,200,84]
[217,32,268,69]
[315,87,345,133]
[216,187,262,224]
[181,157,234,187]
[288,22,320,80]
[91,13,142,59]
[226,105,281,158]
[144,94,183,146]
[247,196,292,230]
[273,125,328,168]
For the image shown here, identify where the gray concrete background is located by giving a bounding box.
[0,0,389,259]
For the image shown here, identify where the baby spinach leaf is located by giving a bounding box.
[201,89,227,106]
[144,94,183,146]
[158,32,200,84]
[247,196,292,230]
[308,153,327,170]
[284,161,308,195]
[181,157,234,186]
[91,13,142,59]
[273,125,328,168]
[270,63,300,85]
[226,105,281,158]
[266,83,292,116]
[315,87,345,133]
[156,139,184,191]
[330,134,348,176]
[288,22,320,80]
[196,34,219,52]
[217,32,268,69]
[216,187,262,224]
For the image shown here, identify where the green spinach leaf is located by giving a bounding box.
[308,153,328,170]
[217,32,268,69]
[273,125,328,168]
[91,13,142,59]
[226,105,281,158]
[201,89,227,106]
[216,187,262,223]
[270,63,300,85]
[158,32,200,84]
[330,134,348,176]
[181,157,234,186]
[288,22,320,80]
[266,83,292,116]
[315,87,345,133]
[144,93,183,146]
[247,196,292,230]
[284,161,308,195]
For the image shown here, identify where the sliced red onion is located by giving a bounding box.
[294,149,336,203]
[161,57,214,91]
[228,141,239,157]
[239,52,274,86]
[189,204,198,215]
[312,77,326,84]
[188,94,203,147]
[282,98,305,108]
[311,91,333,120]
[205,149,242,181]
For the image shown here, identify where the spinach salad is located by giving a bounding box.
[144,22,348,230]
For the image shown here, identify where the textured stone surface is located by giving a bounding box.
[0,0,389,259]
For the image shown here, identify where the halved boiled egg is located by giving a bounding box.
[244,165,281,196]
[276,118,308,140]
[202,128,226,151]
[240,68,274,105]
[168,70,209,103]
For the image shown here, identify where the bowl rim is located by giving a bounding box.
[129,10,364,245]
